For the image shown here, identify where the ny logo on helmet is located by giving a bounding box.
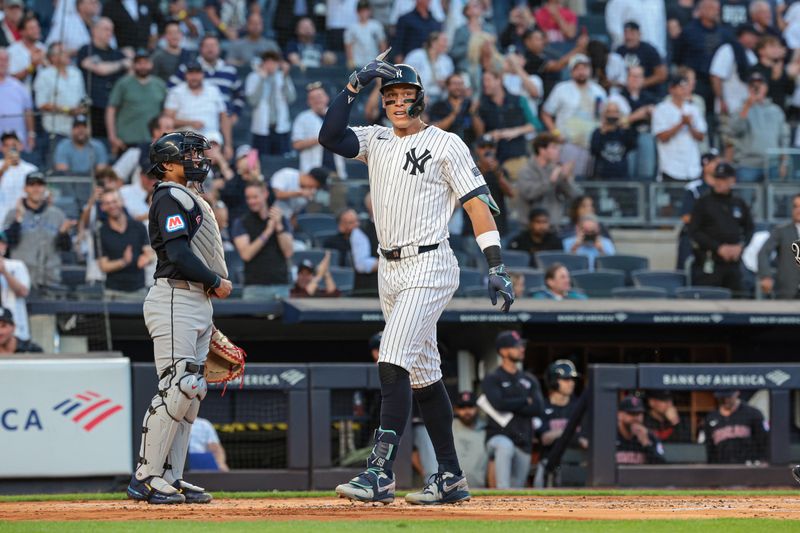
[403,148,432,176]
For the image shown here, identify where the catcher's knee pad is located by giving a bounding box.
[163,360,205,422]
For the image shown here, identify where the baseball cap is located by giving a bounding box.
[368,331,383,350]
[714,389,738,398]
[619,395,645,414]
[298,259,316,274]
[133,48,150,60]
[357,0,370,9]
[646,390,673,401]
[736,22,759,37]
[235,144,253,160]
[185,60,203,72]
[495,330,525,351]
[0,131,19,143]
[455,391,477,408]
[623,21,640,31]
[73,114,89,127]
[308,167,330,188]
[25,171,46,185]
[668,74,688,88]
[0,230,6,242]
[568,53,590,70]
[701,149,720,166]
[748,71,767,84]
[476,134,496,148]
[714,162,736,178]
[0,307,14,325]
[4,0,24,8]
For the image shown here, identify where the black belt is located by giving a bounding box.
[380,243,439,261]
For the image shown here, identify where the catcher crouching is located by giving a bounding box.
[127,131,244,504]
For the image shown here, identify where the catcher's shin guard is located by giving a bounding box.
[135,360,205,480]
[163,395,204,484]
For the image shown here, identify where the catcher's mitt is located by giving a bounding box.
[205,326,246,387]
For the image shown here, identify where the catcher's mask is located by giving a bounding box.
[380,64,426,118]
[148,131,211,182]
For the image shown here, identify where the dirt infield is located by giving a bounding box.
[2,495,800,522]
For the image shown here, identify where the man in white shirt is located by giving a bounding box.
[188,417,229,471]
[710,23,759,117]
[8,16,46,90]
[291,84,346,177]
[344,0,387,69]
[652,75,707,182]
[33,42,86,140]
[542,54,607,177]
[120,160,158,222]
[0,230,30,341]
[270,166,330,218]
[46,0,97,55]
[163,61,233,160]
[244,50,295,156]
[0,131,37,222]
[605,0,667,59]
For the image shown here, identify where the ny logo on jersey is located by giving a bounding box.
[403,148,432,175]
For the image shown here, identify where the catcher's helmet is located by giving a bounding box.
[380,64,426,118]
[545,359,579,390]
[148,131,211,182]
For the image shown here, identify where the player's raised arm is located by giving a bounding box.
[318,49,400,157]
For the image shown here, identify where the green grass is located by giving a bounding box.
[0,520,797,533]
[0,489,797,503]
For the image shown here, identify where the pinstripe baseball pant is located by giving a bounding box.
[377,241,459,388]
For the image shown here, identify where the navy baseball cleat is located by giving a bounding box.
[335,468,395,504]
[127,476,185,504]
[405,471,470,505]
[173,479,213,504]
[793,465,800,484]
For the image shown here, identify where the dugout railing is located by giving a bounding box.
[131,363,412,491]
[587,363,798,487]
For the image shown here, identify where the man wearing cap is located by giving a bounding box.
[481,331,544,488]
[0,131,37,222]
[106,49,167,155]
[292,83,346,177]
[164,60,232,161]
[688,161,754,293]
[461,135,511,236]
[270,166,329,219]
[537,360,587,465]
[53,115,109,174]
[3,172,75,289]
[541,54,607,178]
[677,150,719,268]
[245,50,295,156]
[452,391,487,489]
[616,395,665,464]
[0,307,42,354]
[605,0,667,59]
[615,21,667,97]
[727,71,789,182]
[290,252,340,297]
[653,75,707,182]
[0,230,30,341]
[231,181,294,300]
[7,15,45,90]
[517,132,579,227]
[701,390,768,464]
[0,0,24,48]
[644,390,690,443]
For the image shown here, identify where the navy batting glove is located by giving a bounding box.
[488,264,515,313]
[349,48,400,92]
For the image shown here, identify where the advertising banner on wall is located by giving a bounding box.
[0,358,131,478]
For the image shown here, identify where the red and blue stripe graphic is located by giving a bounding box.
[52,391,123,432]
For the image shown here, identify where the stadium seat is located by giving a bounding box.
[60,265,86,289]
[344,159,368,180]
[631,270,687,296]
[312,229,339,248]
[224,250,245,285]
[502,250,531,268]
[571,269,625,298]
[459,285,487,298]
[452,250,473,268]
[611,286,669,299]
[535,251,590,272]
[458,268,483,294]
[674,286,733,300]
[296,213,337,237]
[292,248,341,269]
[345,182,370,210]
[329,266,355,295]
[509,267,544,291]
[595,255,650,285]
[262,154,299,177]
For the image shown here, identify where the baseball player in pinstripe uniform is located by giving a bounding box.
[127,131,232,504]
[320,51,515,505]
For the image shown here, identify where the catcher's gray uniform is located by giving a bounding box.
[135,181,227,485]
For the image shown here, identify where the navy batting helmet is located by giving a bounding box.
[546,359,579,390]
[148,131,211,182]
[380,64,426,118]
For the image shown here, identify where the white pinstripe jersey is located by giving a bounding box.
[351,125,487,249]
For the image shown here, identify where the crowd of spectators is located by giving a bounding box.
[3,0,800,340]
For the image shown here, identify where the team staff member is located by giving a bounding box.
[537,359,586,460]
[688,162,754,294]
[616,395,666,465]
[320,51,515,505]
[702,390,768,464]
[676,150,719,269]
[127,131,232,505]
[483,331,544,489]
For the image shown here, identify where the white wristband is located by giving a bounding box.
[475,230,501,252]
